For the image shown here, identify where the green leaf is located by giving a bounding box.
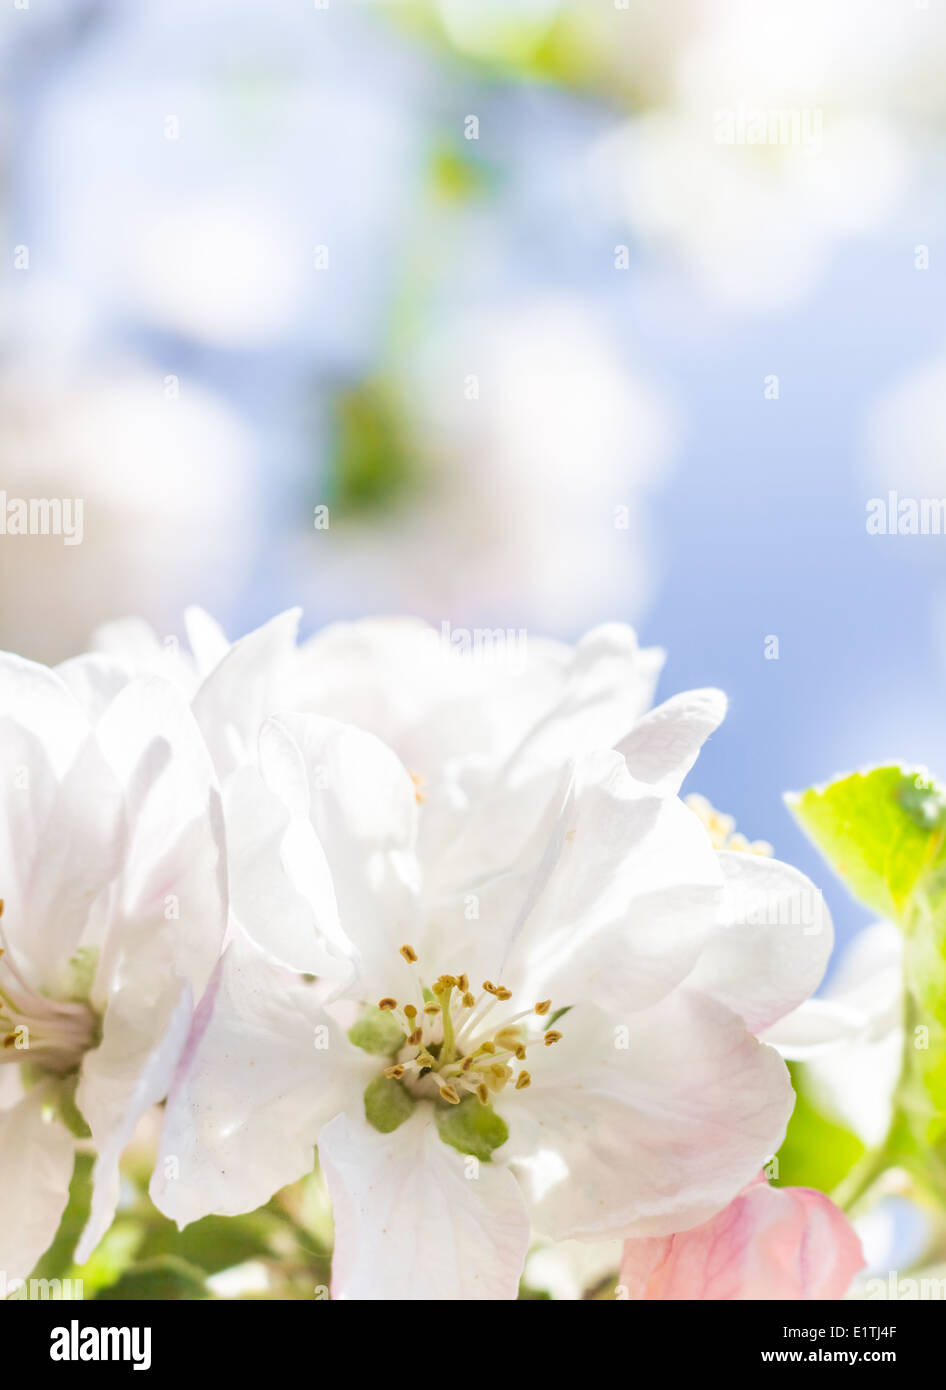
[435,1093,508,1162]
[786,766,946,924]
[773,1064,865,1193]
[94,1255,210,1301]
[29,1151,93,1283]
[789,764,946,1158]
[348,1006,405,1057]
[135,1211,284,1276]
[364,1074,416,1134]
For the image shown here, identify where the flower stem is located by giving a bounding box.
[831,1147,890,1216]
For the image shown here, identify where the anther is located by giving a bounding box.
[378,997,397,1011]
[515,1071,532,1090]
[544,1030,563,1046]
[535,1000,552,1016]
[439,1085,460,1105]
[400,944,419,963]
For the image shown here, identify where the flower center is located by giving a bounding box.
[374,944,562,1106]
[0,899,98,1075]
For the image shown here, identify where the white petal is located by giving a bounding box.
[151,926,370,1226]
[319,1107,531,1301]
[294,619,662,778]
[0,718,124,989]
[499,751,722,1015]
[75,678,230,1257]
[822,920,903,1039]
[224,762,348,976]
[686,851,833,1033]
[502,623,665,769]
[616,688,727,793]
[191,608,301,777]
[76,987,194,1264]
[761,998,869,1058]
[55,655,133,724]
[183,605,230,678]
[93,675,228,1000]
[0,1088,74,1282]
[505,994,793,1241]
[90,616,198,693]
[260,714,420,1000]
[764,922,902,1060]
[0,652,88,774]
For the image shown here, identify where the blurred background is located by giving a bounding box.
[2,0,946,958]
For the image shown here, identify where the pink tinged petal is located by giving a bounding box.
[150,925,371,1227]
[0,1088,75,1283]
[505,995,793,1242]
[616,688,727,794]
[319,1108,531,1301]
[191,608,301,778]
[619,1181,864,1300]
[687,852,834,1033]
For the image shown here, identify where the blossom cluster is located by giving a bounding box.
[0,610,863,1299]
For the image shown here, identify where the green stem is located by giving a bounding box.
[831,1146,891,1216]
